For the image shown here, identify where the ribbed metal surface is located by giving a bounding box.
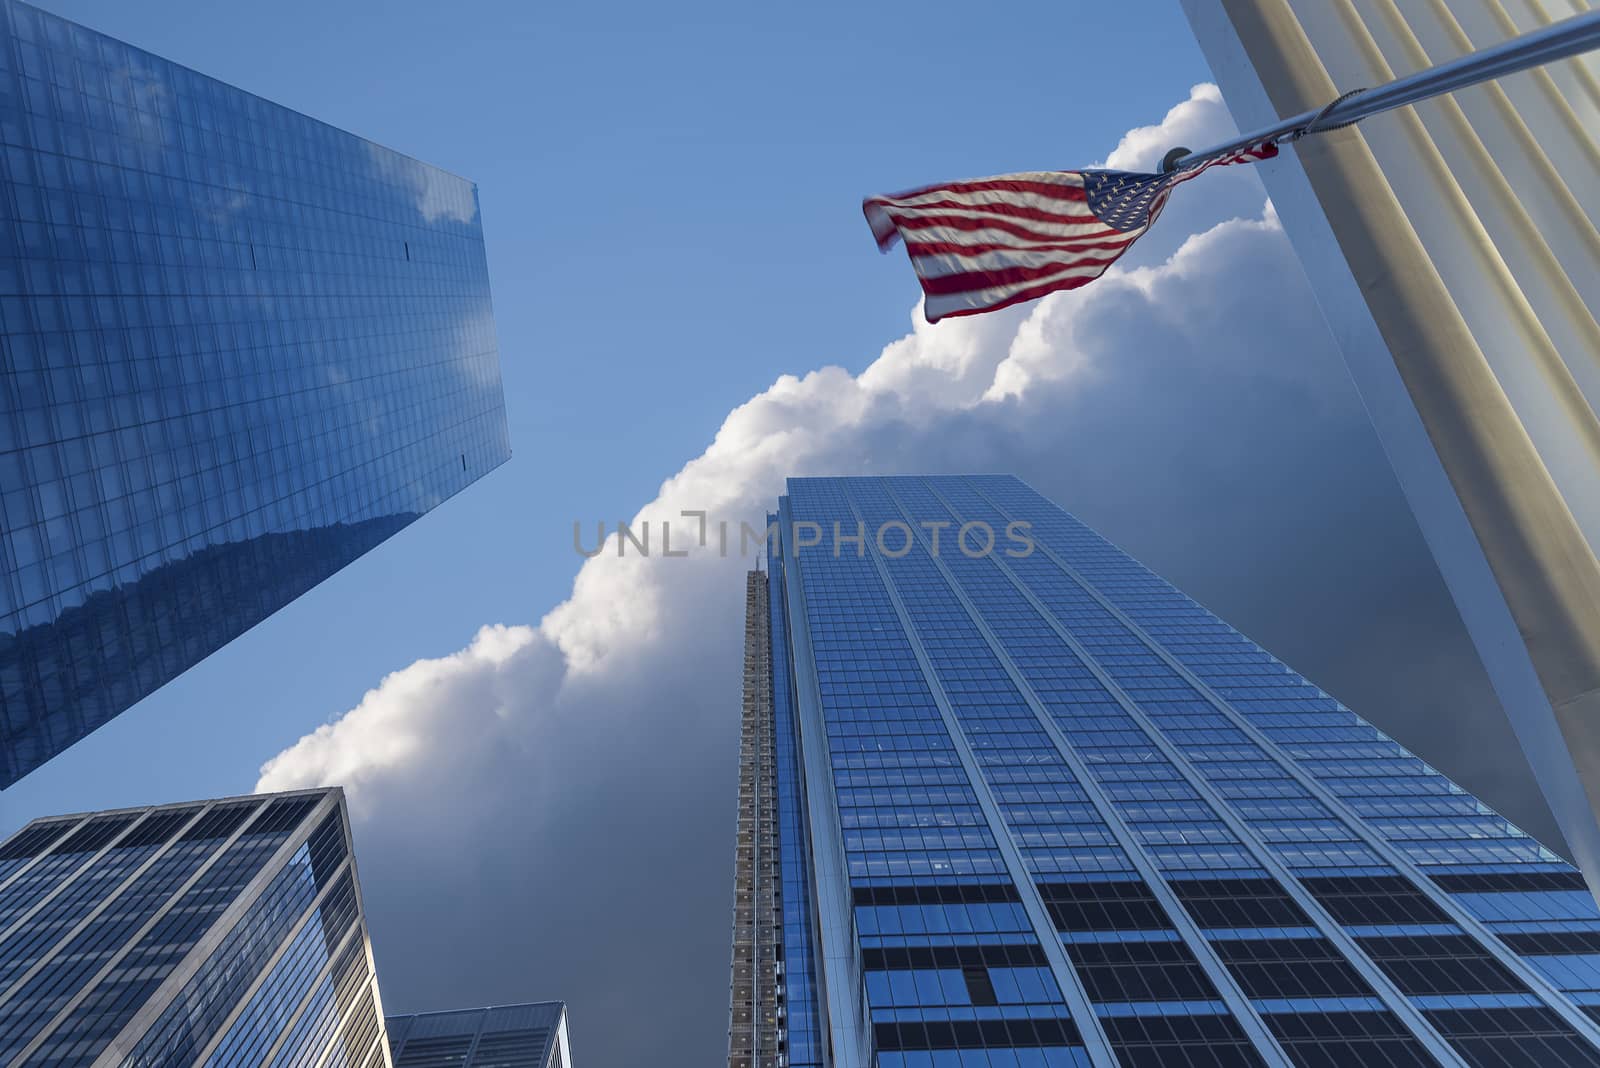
[1184,0,1600,898]
[1274,0,1600,456]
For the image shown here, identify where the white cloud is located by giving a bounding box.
[257,86,1536,1067]
[257,623,544,813]
[261,190,1308,798]
[1101,83,1229,171]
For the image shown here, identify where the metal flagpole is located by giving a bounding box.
[1161,8,1600,172]
[1189,0,1600,903]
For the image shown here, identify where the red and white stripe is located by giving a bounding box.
[863,145,1275,323]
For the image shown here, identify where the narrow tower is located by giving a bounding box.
[730,571,782,1068]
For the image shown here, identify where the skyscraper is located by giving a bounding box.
[0,0,511,786]
[0,786,386,1068]
[732,475,1600,1068]
[387,1004,572,1068]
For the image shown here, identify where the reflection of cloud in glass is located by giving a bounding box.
[109,57,175,150]
[0,0,511,786]
[199,188,252,227]
[450,305,503,389]
[0,517,417,786]
[363,141,478,226]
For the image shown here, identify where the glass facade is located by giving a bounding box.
[386,1003,571,1068]
[0,0,511,786]
[739,474,1600,1068]
[0,786,388,1068]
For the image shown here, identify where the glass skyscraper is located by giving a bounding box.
[387,1003,572,1068]
[0,0,511,786]
[731,475,1600,1068]
[0,786,387,1068]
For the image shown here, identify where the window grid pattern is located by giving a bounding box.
[6,808,229,1068]
[385,1004,566,1068]
[0,0,511,787]
[0,801,269,1068]
[772,475,1600,1068]
[909,476,1477,1067]
[788,478,1088,1068]
[884,475,1453,1068]
[0,819,74,885]
[262,931,368,1068]
[200,868,359,1068]
[768,541,825,1068]
[15,796,312,1067]
[0,814,135,937]
[117,804,344,1068]
[0,809,189,1001]
[844,479,1273,1067]
[325,983,380,1068]
[0,789,386,1068]
[963,474,1600,1066]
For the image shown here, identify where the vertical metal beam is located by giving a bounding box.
[260,920,366,1068]
[0,818,92,902]
[335,789,392,1068]
[0,811,169,982]
[552,1007,574,1068]
[182,853,358,1068]
[0,805,214,1054]
[90,790,344,1068]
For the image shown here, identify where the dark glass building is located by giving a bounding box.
[0,786,386,1068]
[732,475,1600,1067]
[0,0,511,786]
[387,1003,571,1068]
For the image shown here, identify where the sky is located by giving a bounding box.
[0,2,1568,1067]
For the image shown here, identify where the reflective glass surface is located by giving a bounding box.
[769,546,824,1068]
[762,475,1600,1068]
[0,0,511,786]
[386,1003,568,1068]
[0,788,388,1068]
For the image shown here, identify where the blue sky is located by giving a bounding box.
[0,0,1215,822]
[0,3,1557,1065]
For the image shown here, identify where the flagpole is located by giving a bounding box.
[1197,0,1600,910]
[1165,8,1600,172]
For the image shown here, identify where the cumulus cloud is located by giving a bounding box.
[260,85,1550,1067]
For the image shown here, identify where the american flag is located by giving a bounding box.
[863,143,1277,323]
